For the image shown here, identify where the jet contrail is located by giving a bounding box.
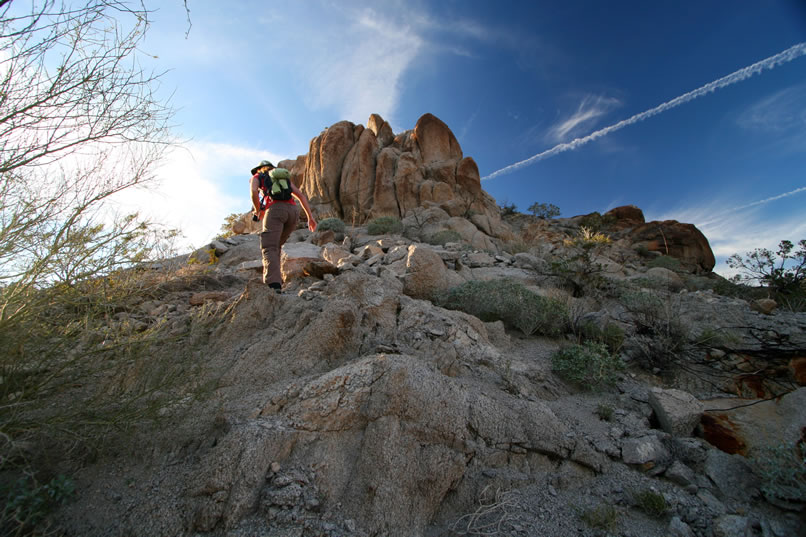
[698,186,806,227]
[483,42,806,181]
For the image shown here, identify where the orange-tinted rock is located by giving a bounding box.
[605,205,645,223]
[293,113,509,244]
[790,357,806,385]
[628,220,716,273]
[302,120,357,218]
[700,413,747,455]
[340,127,378,220]
[750,298,778,315]
[367,113,394,148]
[412,113,462,164]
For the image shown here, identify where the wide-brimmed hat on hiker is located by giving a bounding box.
[251,160,274,175]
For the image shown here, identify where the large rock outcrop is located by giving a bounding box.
[285,113,508,241]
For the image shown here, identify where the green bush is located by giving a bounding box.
[527,202,560,219]
[499,202,518,216]
[551,342,624,390]
[426,230,462,246]
[596,403,614,421]
[367,216,403,235]
[619,290,688,368]
[647,255,682,271]
[436,280,568,336]
[578,321,625,354]
[578,504,618,531]
[317,217,346,233]
[578,212,616,232]
[634,244,652,258]
[217,213,241,239]
[752,443,806,503]
[632,489,668,518]
[1,475,75,535]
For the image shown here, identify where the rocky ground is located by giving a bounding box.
[40,214,806,537]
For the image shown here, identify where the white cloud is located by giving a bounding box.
[110,141,281,250]
[301,7,424,123]
[736,83,806,133]
[547,95,621,143]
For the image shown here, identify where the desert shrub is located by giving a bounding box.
[693,327,739,348]
[527,202,560,219]
[727,239,806,297]
[367,216,403,235]
[596,403,614,421]
[752,443,806,503]
[634,244,652,258]
[503,239,530,255]
[578,504,618,531]
[217,213,241,239]
[578,212,616,232]
[631,490,668,518]
[499,202,518,216]
[548,227,613,297]
[648,255,682,271]
[436,280,568,337]
[551,342,624,390]
[0,266,218,485]
[317,217,346,233]
[1,475,75,535]
[619,290,688,368]
[578,321,625,354]
[426,230,462,246]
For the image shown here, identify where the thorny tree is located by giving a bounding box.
[0,0,187,325]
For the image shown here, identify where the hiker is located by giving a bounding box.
[250,160,317,292]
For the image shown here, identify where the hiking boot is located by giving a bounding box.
[267,282,282,294]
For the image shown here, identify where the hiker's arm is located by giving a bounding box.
[250,175,261,215]
[290,183,317,232]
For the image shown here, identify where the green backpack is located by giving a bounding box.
[259,168,292,201]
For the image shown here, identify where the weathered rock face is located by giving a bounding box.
[627,220,716,273]
[293,113,507,241]
[605,205,645,224]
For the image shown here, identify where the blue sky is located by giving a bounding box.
[69,1,806,274]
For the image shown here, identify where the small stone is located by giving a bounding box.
[665,460,697,487]
[648,387,704,436]
[750,298,777,315]
[669,516,695,537]
[622,435,669,466]
[713,514,750,537]
[696,489,726,515]
[270,462,281,473]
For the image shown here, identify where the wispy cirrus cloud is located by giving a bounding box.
[735,83,806,154]
[546,95,621,143]
[300,7,424,124]
[737,83,806,133]
[649,186,806,277]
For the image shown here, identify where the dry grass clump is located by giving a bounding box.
[436,280,568,337]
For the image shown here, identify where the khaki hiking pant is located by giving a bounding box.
[260,202,300,286]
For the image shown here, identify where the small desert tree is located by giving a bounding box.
[528,202,560,219]
[0,0,186,322]
[0,3,189,526]
[727,239,806,298]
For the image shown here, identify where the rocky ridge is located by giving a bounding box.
[55,214,806,537]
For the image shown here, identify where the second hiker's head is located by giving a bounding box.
[251,160,275,175]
